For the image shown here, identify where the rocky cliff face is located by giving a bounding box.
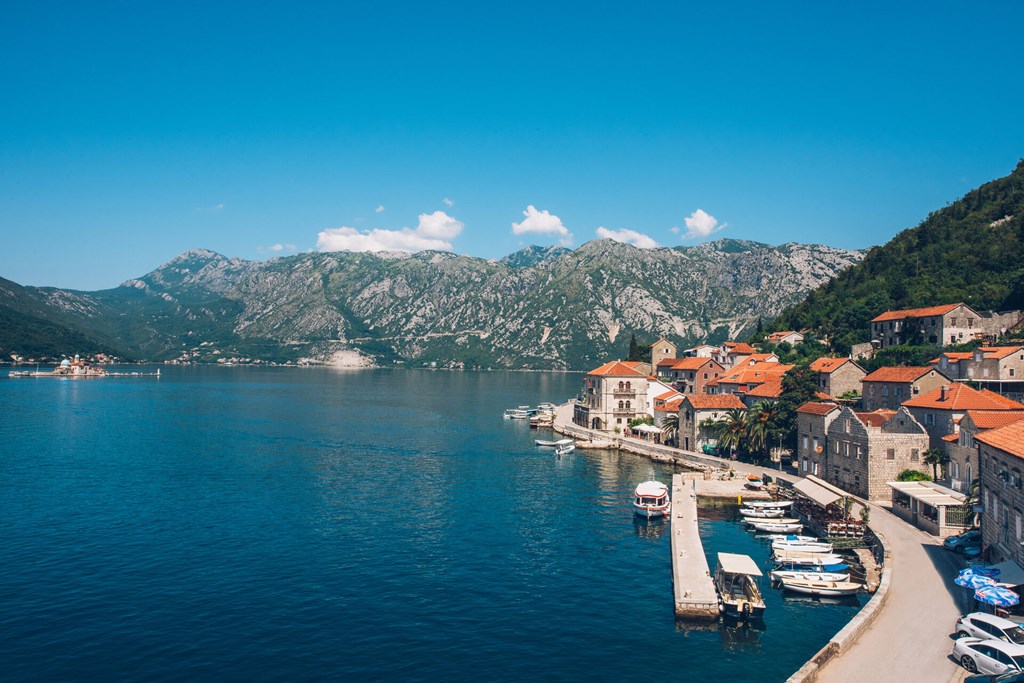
[1,239,863,369]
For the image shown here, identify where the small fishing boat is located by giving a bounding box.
[779,577,863,597]
[743,516,800,525]
[772,551,845,565]
[771,539,834,554]
[633,480,671,518]
[743,500,793,510]
[714,553,766,620]
[536,438,574,447]
[744,475,765,490]
[773,559,849,574]
[503,406,535,420]
[739,507,785,518]
[555,442,575,456]
[770,570,850,583]
[761,534,820,543]
[750,521,802,533]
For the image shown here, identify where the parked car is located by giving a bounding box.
[956,613,1024,645]
[953,638,1024,675]
[966,671,1024,683]
[961,543,985,559]
[946,529,983,551]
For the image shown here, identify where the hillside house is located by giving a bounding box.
[650,337,677,368]
[796,402,842,478]
[573,361,649,431]
[823,406,930,501]
[660,357,725,395]
[870,303,1021,349]
[707,360,792,397]
[932,346,1024,402]
[677,394,746,453]
[902,382,1024,452]
[947,410,1024,493]
[808,357,867,399]
[976,421,1024,568]
[765,331,804,345]
[861,366,950,411]
[712,342,758,368]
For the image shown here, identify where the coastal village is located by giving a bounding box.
[551,301,1024,680]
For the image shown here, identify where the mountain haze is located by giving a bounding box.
[1,239,862,369]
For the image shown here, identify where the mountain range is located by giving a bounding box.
[0,239,863,370]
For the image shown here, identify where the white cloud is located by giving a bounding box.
[596,227,659,249]
[258,243,297,254]
[683,209,726,239]
[670,226,680,234]
[443,197,454,207]
[375,205,385,213]
[316,210,464,253]
[511,205,572,245]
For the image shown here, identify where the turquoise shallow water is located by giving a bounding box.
[0,367,863,681]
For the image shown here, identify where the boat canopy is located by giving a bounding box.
[717,552,763,577]
[635,481,668,497]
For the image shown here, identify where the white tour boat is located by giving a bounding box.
[633,480,671,518]
[536,438,574,447]
[772,551,845,565]
[750,521,803,533]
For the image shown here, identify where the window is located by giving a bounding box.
[925,414,935,426]
[703,372,708,379]
[883,386,889,397]
[911,449,919,462]
[844,442,850,457]
[802,435,808,449]
[802,458,808,472]
[1012,369,1016,377]
[913,385,920,395]
[625,381,631,391]
[1017,513,1022,541]
[886,448,895,460]
[894,386,902,397]
[618,401,624,410]
[624,400,631,410]
[834,441,840,454]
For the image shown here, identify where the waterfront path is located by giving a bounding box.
[814,502,968,683]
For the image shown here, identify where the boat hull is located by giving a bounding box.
[633,504,670,518]
[780,580,862,597]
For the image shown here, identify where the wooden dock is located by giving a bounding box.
[671,473,720,619]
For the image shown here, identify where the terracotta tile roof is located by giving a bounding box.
[686,394,747,410]
[621,361,644,368]
[976,420,1024,459]
[870,303,963,323]
[942,433,959,442]
[745,353,778,362]
[809,357,853,374]
[815,391,834,401]
[902,383,1024,411]
[766,331,799,342]
[655,390,679,401]
[967,410,1024,430]
[981,346,1024,360]
[931,352,972,365]
[716,362,792,385]
[862,366,942,383]
[669,357,716,370]
[723,342,757,355]
[745,380,783,398]
[655,398,683,412]
[796,401,841,416]
[856,409,898,428]
[656,358,680,367]
[587,361,647,377]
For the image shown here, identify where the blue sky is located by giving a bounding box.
[2,1,1023,290]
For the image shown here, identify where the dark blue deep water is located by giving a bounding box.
[0,367,863,681]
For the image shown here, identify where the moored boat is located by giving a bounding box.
[633,480,671,518]
[744,475,765,490]
[743,500,793,510]
[772,551,845,565]
[739,507,786,518]
[714,552,766,620]
[779,577,863,597]
[771,539,834,554]
[750,521,803,533]
[536,438,574,447]
[770,570,850,583]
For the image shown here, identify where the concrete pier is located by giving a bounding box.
[671,473,720,619]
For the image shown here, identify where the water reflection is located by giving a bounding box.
[780,592,862,608]
[720,618,765,653]
[633,516,667,540]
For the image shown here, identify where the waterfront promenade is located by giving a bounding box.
[552,402,969,682]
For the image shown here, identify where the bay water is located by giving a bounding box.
[0,367,863,681]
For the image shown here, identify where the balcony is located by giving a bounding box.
[612,391,637,398]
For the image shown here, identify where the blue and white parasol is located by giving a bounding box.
[956,570,998,589]
[975,584,1021,607]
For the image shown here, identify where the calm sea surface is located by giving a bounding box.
[0,367,863,681]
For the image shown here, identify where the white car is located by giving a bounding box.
[953,637,1024,675]
[957,613,1024,645]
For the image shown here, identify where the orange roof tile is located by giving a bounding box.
[686,394,747,410]
[809,357,852,374]
[903,383,1024,411]
[766,330,798,341]
[978,346,1024,360]
[862,366,942,383]
[967,410,1024,430]
[942,434,959,442]
[656,358,680,367]
[856,409,898,428]
[621,361,644,368]
[870,303,963,323]
[655,398,683,412]
[670,357,717,370]
[655,390,679,401]
[976,420,1024,459]
[716,362,793,386]
[797,402,841,416]
[723,342,757,355]
[587,361,647,377]
[746,380,783,398]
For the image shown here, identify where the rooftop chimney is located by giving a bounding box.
[940,385,948,401]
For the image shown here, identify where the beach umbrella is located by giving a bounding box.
[955,571,998,589]
[975,585,1021,607]
[973,566,1001,578]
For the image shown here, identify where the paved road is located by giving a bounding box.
[816,503,969,683]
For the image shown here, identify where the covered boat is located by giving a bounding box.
[772,551,845,565]
[714,552,766,620]
[633,480,671,518]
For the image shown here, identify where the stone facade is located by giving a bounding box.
[677,394,746,453]
[820,406,929,501]
[870,303,1021,349]
[796,402,842,478]
[808,357,867,399]
[976,421,1024,567]
[650,338,677,368]
[573,361,649,432]
[861,366,950,411]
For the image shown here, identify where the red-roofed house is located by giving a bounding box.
[902,383,1024,451]
[708,360,792,397]
[573,361,649,431]
[808,357,867,399]
[765,331,804,345]
[742,379,783,408]
[861,366,950,411]
[932,346,1024,402]
[975,420,1024,567]
[649,337,677,369]
[946,410,1024,493]
[677,394,747,453]
[796,401,842,477]
[823,406,929,501]
[712,342,759,368]
[870,303,1020,349]
[660,357,725,395]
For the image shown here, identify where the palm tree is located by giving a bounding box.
[715,409,747,459]
[746,400,780,462]
[661,413,679,447]
[923,448,950,481]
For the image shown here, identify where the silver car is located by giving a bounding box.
[953,638,1024,675]
[957,613,1024,645]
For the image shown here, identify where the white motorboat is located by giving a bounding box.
[739,507,785,518]
[743,500,793,509]
[771,540,834,554]
[714,553,766,620]
[761,534,820,543]
[772,551,845,565]
[536,438,574,447]
[555,442,575,456]
[770,570,850,583]
[751,521,802,533]
[744,475,765,490]
[779,577,863,597]
[743,516,800,525]
[633,480,671,518]
[504,406,535,419]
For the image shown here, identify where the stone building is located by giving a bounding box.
[902,383,1024,451]
[573,361,648,431]
[932,346,1024,402]
[659,357,725,395]
[808,357,867,399]
[976,420,1024,568]
[822,406,929,501]
[677,394,746,453]
[947,410,1024,493]
[706,360,792,396]
[650,337,677,368]
[765,331,804,345]
[796,401,842,478]
[870,303,1021,349]
[861,366,950,411]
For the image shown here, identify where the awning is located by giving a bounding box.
[633,424,661,434]
[987,561,1024,587]
[717,552,763,576]
[794,478,843,508]
[886,481,966,508]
